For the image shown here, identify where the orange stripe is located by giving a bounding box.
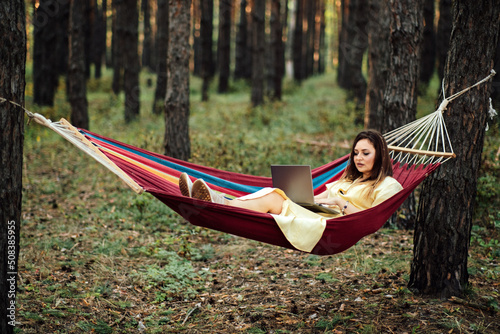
[100,147,179,185]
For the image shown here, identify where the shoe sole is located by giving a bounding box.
[179,173,192,197]
[192,180,212,202]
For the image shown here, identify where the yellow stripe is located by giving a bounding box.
[100,147,179,185]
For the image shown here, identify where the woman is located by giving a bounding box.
[179,130,403,251]
[181,130,402,215]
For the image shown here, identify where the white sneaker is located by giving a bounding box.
[191,179,226,205]
[179,172,193,197]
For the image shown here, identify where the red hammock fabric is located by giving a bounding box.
[81,129,440,256]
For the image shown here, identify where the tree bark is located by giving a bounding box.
[218,0,232,93]
[419,0,436,86]
[292,0,304,81]
[364,0,390,131]
[200,0,214,101]
[122,0,140,122]
[251,0,266,107]
[436,0,452,83]
[142,0,153,70]
[33,0,68,106]
[382,0,423,230]
[0,2,26,333]
[382,0,423,132]
[164,0,191,160]
[270,0,284,100]
[317,0,326,74]
[112,0,123,94]
[234,0,252,80]
[192,0,201,76]
[409,0,500,298]
[337,0,368,106]
[152,0,169,114]
[68,0,89,130]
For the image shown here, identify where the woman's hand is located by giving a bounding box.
[314,196,341,208]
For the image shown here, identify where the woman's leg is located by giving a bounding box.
[228,191,285,214]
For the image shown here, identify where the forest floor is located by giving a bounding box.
[15,71,500,333]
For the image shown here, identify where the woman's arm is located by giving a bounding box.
[314,196,361,215]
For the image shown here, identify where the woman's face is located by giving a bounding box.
[353,139,376,178]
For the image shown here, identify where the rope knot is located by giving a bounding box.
[437,99,450,114]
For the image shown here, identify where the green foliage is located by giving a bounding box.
[131,250,205,299]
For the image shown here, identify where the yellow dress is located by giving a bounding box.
[237,177,403,252]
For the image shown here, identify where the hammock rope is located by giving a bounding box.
[384,69,496,166]
[2,70,495,255]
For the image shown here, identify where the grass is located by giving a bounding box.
[17,66,500,333]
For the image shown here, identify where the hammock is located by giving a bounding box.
[9,71,495,256]
[22,113,447,256]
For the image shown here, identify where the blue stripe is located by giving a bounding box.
[83,131,263,193]
[83,131,348,194]
[312,160,349,190]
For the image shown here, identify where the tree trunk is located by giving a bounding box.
[382,0,423,132]
[364,0,390,131]
[270,0,284,100]
[419,0,436,87]
[251,0,266,107]
[218,0,232,93]
[337,0,368,106]
[317,0,326,74]
[292,0,304,81]
[234,0,252,80]
[201,0,214,101]
[164,0,191,160]
[92,0,106,79]
[492,37,500,104]
[436,0,452,83]
[306,0,317,78]
[68,0,89,130]
[409,0,500,298]
[192,0,201,76]
[112,0,123,94]
[122,0,140,122]
[33,0,68,106]
[142,0,153,70]
[152,0,169,114]
[382,0,423,230]
[0,2,26,333]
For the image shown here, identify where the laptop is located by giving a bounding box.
[271,165,339,215]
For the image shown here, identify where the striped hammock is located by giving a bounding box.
[28,112,443,256]
[17,70,495,255]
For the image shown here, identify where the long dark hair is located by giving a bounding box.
[340,130,393,194]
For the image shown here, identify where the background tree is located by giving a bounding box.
[164,0,191,160]
[112,0,124,94]
[200,0,214,101]
[0,1,25,333]
[234,0,252,80]
[91,0,107,79]
[292,0,304,81]
[152,0,169,114]
[32,0,69,106]
[409,0,500,298]
[142,0,153,71]
[419,0,436,87]
[251,0,266,107]
[337,0,368,108]
[364,0,390,130]
[218,0,232,93]
[382,0,423,229]
[68,0,89,130]
[436,0,452,83]
[122,0,140,122]
[270,0,284,100]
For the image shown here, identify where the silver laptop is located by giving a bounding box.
[271,165,339,215]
